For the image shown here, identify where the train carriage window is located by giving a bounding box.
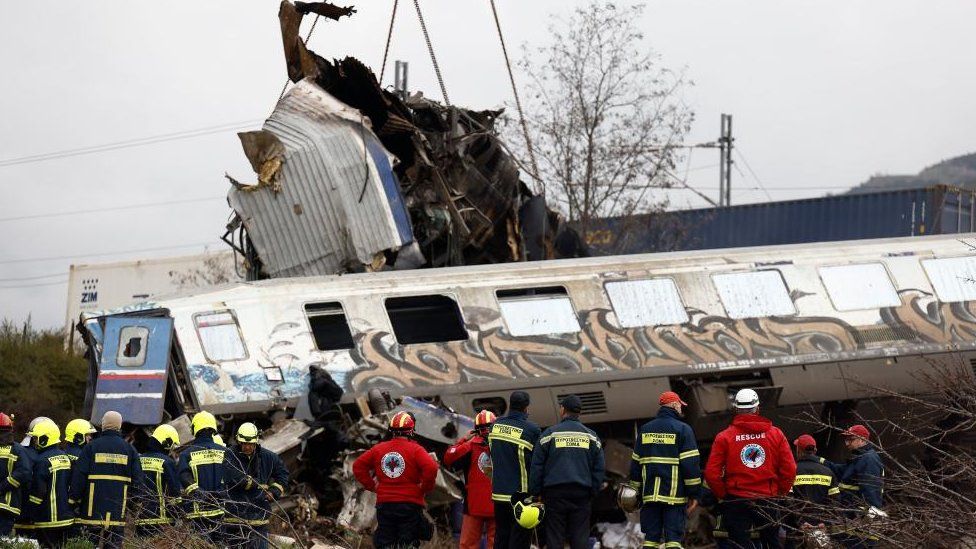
[305,302,356,351]
[385,295,468,344]
[713,270,796,319]
[194,311,248,362]
[605,279,689,327]
[496,286,581,337]
[116,326,149,367]
[922,256,976,303]
[819,264,900,311]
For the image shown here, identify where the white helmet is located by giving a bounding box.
[734,389,760,410]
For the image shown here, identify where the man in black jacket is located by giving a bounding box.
[786,434,838,549]
[826,425,885,548]
[529,395,606,549]
[488,391,542,549]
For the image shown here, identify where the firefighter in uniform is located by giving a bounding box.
[0,412,31,536]
[24,419,74,547]
[444,410,497,548]
[529,394,606,549]
[704,389,796,549]
[826,425,885,548]
[136,424,182,536]
[69,411,143,549]
[353,411,439,549]
[14,416,50,536]
[225,422,290,549]
[63,419,97,462]
[630,391,701,549]
[178,411,230,543]
[488,390,541,549]
[786,434,838,549]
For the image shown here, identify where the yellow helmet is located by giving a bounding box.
[236,422,260,443]
[65,419,96,445]
[191,411,218,435]
[151,424,181,450]
[512,495,545,529]
[213,434,226,447]
[29,419,61,449]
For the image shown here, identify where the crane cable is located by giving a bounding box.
[411,0,450,106]
[378,0,400,86]
[489,0,542,194]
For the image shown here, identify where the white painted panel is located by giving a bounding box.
[819,264,900,311]
[195,311,247,361]
[605,279,689,327]
[498,297,581,336]
[713,270,795,319]
[922,256,976,303]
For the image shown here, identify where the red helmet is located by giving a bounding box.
[475,410,496,428]
[389,411,416,433]
[0,413,12,431]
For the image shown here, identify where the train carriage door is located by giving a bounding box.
[91,317,173,425]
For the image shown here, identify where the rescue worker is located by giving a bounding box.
[14,416,48,535]
[444,410,497,549]
[629,391,701,549]
[488,390,541,549]
[353,411,438,549]
[178,411,230,543]
[63,419,97,462]
[700,483,759,549]
[69,410,143,549]
[826,425,885,548]
[224,422,290,549]
[528,394,606,549]
[0,412,31,536]
[24,419,74,547]
[135,424,182,537]
[786,434,838,549]
[704,389,796,549]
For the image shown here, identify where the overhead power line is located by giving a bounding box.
[0,271,68,282]
[0,279,69,290]
[0,120,261,169]
[0,195,226,224]
[0,241,219,266]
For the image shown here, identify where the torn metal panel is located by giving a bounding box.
[394,396,474,446]
[229,80,415,278]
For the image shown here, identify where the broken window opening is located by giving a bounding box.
[305,302,356,351]
[385,295,468,345]
[116,326,149,367]
[496,286,581,337]
[194,310,248,362]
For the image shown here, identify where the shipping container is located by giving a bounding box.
[582,185,976,255]
[64,251,242,348]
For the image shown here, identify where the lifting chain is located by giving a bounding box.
[412,0,450,106]
[378,0,399,86]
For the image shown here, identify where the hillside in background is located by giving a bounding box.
[848,152,976,194]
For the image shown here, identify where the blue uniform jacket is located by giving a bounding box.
[629,406,701,505]
[26,446,74,529]
[224,445,289,525]
[177,432,229,519]
[528,417,605,496]
[0,442,32,517]
[488,411,542,502]
[827,445,884,509]
[137,441,181,526]
[69,430,143,527]
[64,442,84,493]
[14,446,37,529]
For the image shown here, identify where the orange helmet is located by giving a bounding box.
[475,410,496,428]
[0,413,12,431]
[389,411,416,434]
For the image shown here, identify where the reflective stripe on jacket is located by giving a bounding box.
[528,417,605,496]
[136,446,181,526]
[629,407,701,505]
[177,432,229,519]
[0,443,32,516]
[487,411,541,502]
[827,445,884,510]
[224,445,289,526]
[26,447,74,529]
[68,430,143,527]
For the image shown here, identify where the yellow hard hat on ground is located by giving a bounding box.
[65,418,97,445]
[236,422,260,443]
[152,424,181,449]
[29,419,61,449]
[191,411,218,435]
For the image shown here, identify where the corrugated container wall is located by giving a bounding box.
[582,185,976,255]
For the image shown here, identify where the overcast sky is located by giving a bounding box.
[1,0,975,330]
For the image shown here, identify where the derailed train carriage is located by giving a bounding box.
[77,234,976,458]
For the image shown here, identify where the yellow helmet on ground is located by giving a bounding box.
[512,494,545,529]
[65,419,96,445]
[236,422,260,443]
[151,424,181,449]
[29,419,61,449]
[191,411,218,435]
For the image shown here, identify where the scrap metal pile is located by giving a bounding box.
[223,1,579,279]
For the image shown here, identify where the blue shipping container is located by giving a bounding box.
[582,185,976,255]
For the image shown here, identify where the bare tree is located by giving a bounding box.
[168,253,237,291]
[509,1,694,234]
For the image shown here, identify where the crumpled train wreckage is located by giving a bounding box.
[222,1,581,280]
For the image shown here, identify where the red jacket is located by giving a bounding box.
[353,437,439,506]
[444,434,494,518]
[704,413,796,500]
